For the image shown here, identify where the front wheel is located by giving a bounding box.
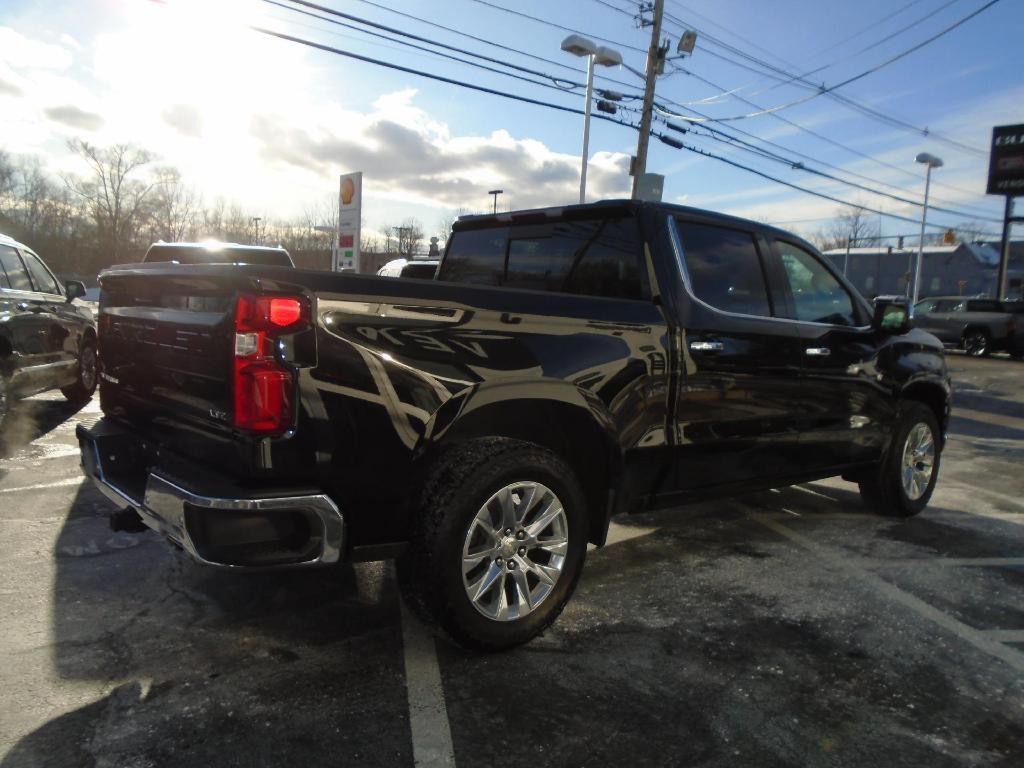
[60,340,97,403]
[858,402,940,517]
[398,438,588,651]
[962,329,990,357]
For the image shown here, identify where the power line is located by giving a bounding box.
[674,120,1002,222]
[252,26,639,127]
[254,18,979,233]
[346,0,653,100]
[658,3,997,154]
[276,0,585,88]
[743,0,968,99]
[266,0,591,96]
[287,0,991,220]
[658,65,993,205]
[467,0,991,198]
[468,0,647,53]
[664,136,963,230]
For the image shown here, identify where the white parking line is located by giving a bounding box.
[0,477,83,494]
[752,514,1024,674]
[980,629,1024,643]
[399,598,455,767]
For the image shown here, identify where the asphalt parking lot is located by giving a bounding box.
[1,354,1022,768]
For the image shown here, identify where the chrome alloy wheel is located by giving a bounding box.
[80,345,97,391]
[461,481,569,622]
[901,422,935,501]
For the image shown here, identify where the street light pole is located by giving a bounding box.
[911,153,943,311]
[561,35,622,204]
[579,54,595,205]
[487,189,503,214]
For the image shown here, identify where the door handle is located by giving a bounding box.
[16,301,30,311]
[805,347,831,357]
[689,340,724,352]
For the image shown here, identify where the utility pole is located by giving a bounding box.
[631,0,665,199]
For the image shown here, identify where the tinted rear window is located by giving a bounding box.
[438,215,645,300]
[145,245,292,267]
[400,261,439,279]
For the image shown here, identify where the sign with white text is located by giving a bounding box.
[987,124,1024,195]
[333,172,362,271]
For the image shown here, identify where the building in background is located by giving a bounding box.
[821,243,1024,300]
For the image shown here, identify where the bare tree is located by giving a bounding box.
[437,207,471,246]
[63,140,155,262]
[812,206,881,251]
[150,167,198,242]
[386,217,424,257]
[951,220,994,244]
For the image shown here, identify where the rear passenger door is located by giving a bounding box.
[770,238,891,470]
[668,217,805,491]
[1,245,53,387]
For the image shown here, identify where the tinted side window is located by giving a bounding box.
[22,251,61,294]
[438,228,506,285]
[776,241,857,326]
[504,218,643,299]
[915,300,937,315]
[0,246,33,291]
[676,221,772,316]
[562,217,643,300]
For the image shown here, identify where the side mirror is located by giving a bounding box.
[65,280,86,302]
[872,296,910,334]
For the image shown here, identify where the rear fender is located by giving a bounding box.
[422,380,623,546]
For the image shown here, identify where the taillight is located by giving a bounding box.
[233,294,309,434]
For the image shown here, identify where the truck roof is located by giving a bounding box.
[453,198,807,243]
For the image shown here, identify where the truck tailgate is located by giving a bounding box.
[100,270,236,429]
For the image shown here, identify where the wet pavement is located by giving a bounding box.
[1,353,1022,767]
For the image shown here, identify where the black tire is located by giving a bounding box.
[398,437,589,651]
[60,340,97,403]
[962,328,990,357]
[858,402,940,518]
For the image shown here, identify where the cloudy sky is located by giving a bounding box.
[1,0,1020,241]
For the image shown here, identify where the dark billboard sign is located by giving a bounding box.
[987,123,1024,195]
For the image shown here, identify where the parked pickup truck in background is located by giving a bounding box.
[913,295,1024,358]
[1,233,97,430]
[78,200,951,649]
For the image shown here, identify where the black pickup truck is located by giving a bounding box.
[78,201,951,649]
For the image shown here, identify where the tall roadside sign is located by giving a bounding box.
[987,125,1024,300]
[333,172,362,272]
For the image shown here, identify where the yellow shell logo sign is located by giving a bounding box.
[341,177,355,205]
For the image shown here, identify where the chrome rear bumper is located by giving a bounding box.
[77,422,344,569]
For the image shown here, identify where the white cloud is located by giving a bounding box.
[0,26,73,70]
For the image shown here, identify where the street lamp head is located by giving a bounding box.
[593,46,622,67]
[561,34,597,57]
[915,152,943,168]
[677,30,698,55]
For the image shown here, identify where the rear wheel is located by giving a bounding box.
[398,438,588,650]
[962,328,990,357]
[858,402,940,517]
[60,340,97,403]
